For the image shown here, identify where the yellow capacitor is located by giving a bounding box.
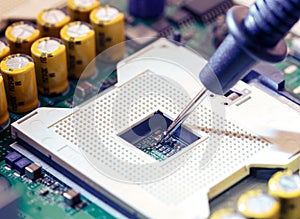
[5,21,40,55]
[90,5,125,60]
[210,209,246,219]
[268,170,300,219]
[0,75,9,127]
[0,40,10,62]
[60,21,96,79]
[237,190,280,219]
[67,0,100,22]
[0,54,38,113]
[37,8,71,38]
[31,37,69,95]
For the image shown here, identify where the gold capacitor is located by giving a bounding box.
[31,37,69,95]
[67,0,100,22]
[90,5,125,60]
[5,21,40,55]
[268,170,300,219]
[0,54,38,113]
[237,190,280,219]
[210,209,246,219]
[60,21,96,79]
[0,75,9,126]
[37,8,71,38]
[0,40,10,62]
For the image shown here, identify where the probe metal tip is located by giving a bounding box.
[157,87,208,145]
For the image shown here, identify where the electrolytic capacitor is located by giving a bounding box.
[0,75,9,127]
[5,21,40,55]
[268,170,300,219]
[0,40,10,62]
[129,0,165,19]
[0,54,38,113]
[90,5,125,61]
[60,21,96,79]
[210,209,246,219]
[67,0,100,22]
[37,8,71,38]
[31,37,69,95]
[237,190,280,219]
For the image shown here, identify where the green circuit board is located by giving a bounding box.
[0,161,114,219]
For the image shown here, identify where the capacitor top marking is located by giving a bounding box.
[67,23,90,37]
[95,7,119,22]
[43,9,66,23]
[11,24,34,39]
[37,8,71,38]
[37,39,60,53]
[67,0,100,22]
[5,22,40,55]
[6,56,29,69]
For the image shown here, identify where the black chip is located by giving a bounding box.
[167,9,194,26]
[151,18,173,36]
[182,0,233,23]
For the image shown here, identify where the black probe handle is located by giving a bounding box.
[200,0,300,95]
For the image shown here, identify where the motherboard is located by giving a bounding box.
[1,0,300,219]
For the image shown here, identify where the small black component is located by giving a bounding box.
[39,188,49,196]
[5,152,22,168]
[14,158,31,175]
[167,9,194,26]
[173,30,182,42]
[151,18,173,36]
[63,189,81,206]
[50,182,60,190]
[182,0,233,23]
[126,24,159,47]
[75,201,87,210]
[25,163,42,180]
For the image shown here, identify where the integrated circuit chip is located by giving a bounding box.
[126,24,159,47]
[182,0,233,23]
[167,9,194,26]
[151,18,173,36]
